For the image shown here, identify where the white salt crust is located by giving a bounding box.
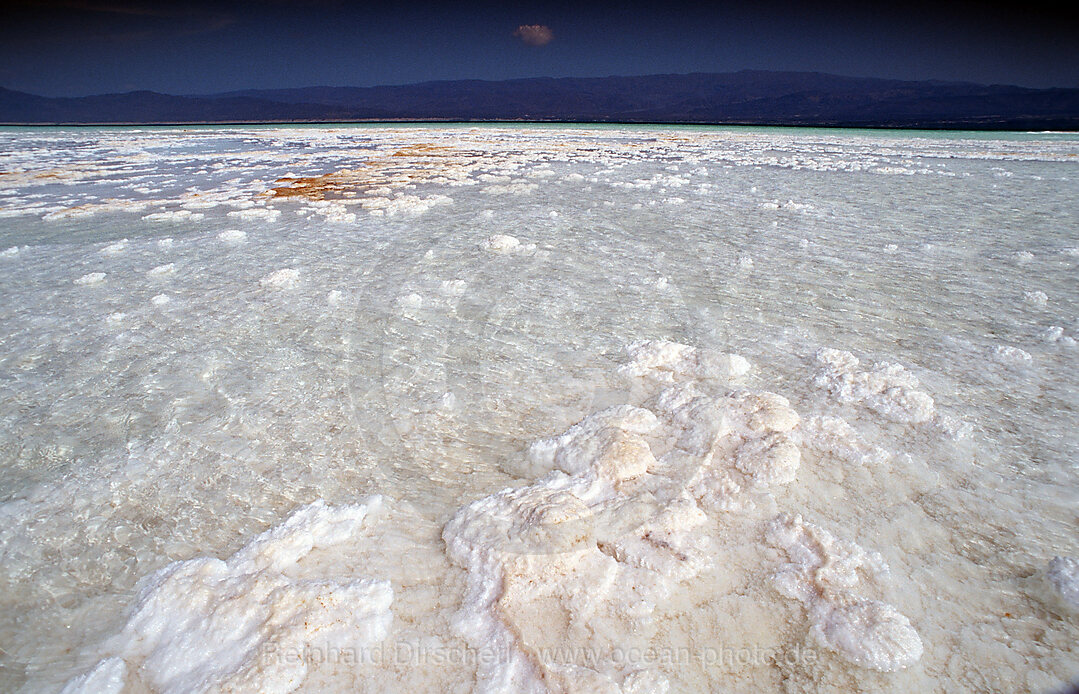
[63,499,393,694]
[441,341,923,691]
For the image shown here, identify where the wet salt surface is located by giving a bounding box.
[0,124,1078,693]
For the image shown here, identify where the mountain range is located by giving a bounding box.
[2,71,1078,129]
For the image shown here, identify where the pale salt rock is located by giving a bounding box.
[143,210,204,223]
[1024,290,1048,306]
[1042,326,1065,342]
[619,340,750,383]
[733,434,800,485]
[63,499,393,694]
[74,272,106,286]
[1047,556,1079,608]
[100,239,128,255]
[218,229,247,244]
[993,345,1032,364]
[482,234,522,254]
[766,513,922,672]
[439,279,468,296]
[147,263,175,277]
[808,597,924,673]
[151,294,170,306]
[814,348,936,424]
[526,405,660,480]
[259,268,300,289]
[228,207,280,222]
[798,415,891,466]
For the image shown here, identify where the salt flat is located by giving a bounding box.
[0,124,1077,693]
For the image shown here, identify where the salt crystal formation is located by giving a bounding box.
[1047,556,1079,608]
[442,342,922,692]
[814,348,936,424]
[2,126,1076,694]
[765,514,923,672]
[65,499,393,694]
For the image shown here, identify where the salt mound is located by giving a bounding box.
[993,345,1033,364]
[814,348,935,423]
[100,239,128,255]
[443,342,818,691]
[63,499,393,694]
[218,229,247,244]
[1047,556,1079,608]
[482,234,522,254]
[74,272,106,286]
[260,268,300,289]
[439,279,468,296]
[798,415,891,466]
[1024,290,1048,307]
[482,182,538,195]
[766,514,923,672]
[228,207,281,222]
[618,340,751,384]
[143,210,204,223]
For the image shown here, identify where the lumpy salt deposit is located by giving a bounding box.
[1,124,1078,693]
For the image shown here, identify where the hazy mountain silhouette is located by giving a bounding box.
[3,71,1078,128]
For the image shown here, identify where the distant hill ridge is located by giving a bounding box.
[2,71,1078,129]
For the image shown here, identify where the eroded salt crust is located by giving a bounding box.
[765,514,923,672]
[64,499,393,694]
[442,341,923,692]
[814,348,936,423]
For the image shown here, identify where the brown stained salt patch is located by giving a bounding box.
[269,143,485,201]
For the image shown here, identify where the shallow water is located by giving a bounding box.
[0,125,1077,693]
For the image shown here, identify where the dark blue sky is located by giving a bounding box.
[3,0,1078,97]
